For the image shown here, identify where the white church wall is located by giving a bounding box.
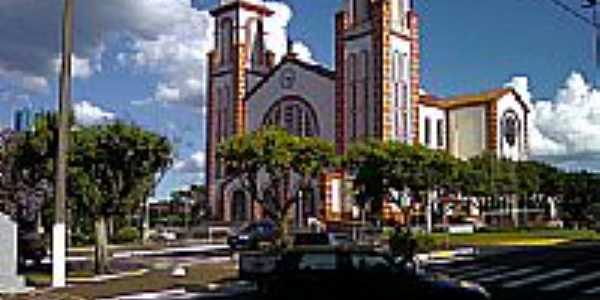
[246,62,336,142]
[419,104,446,150]
[391,0,410,34]
[389,35,411,141]
[496,93,528,161]
[449,106,487,160]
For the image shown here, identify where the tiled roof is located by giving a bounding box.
[421,88,529,112]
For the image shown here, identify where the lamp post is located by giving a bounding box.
[53,0,74,288]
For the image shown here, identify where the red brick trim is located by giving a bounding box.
[380,0,392,141]
[321,171,344,222]
[233,43,247,135]
[210,1,274,17]
[409,11,421,145]
[206,51,219,220]
[487,102,498,153]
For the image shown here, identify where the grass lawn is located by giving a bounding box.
[431,229,600,247]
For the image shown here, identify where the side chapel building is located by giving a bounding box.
[205,0,531,225]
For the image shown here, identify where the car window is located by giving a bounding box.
[351,254,393,272]
[298,253,337,271]
[294,233,330,246]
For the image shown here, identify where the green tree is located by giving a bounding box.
[69,122,172,273]
[218,127,335,243]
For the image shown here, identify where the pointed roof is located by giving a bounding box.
[244,55,335,102]
[210,0,274,17]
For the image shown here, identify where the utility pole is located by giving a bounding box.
[53,0,74,288]
[583,0,600,85]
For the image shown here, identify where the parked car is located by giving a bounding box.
[292,232,330,247]
[18,231,47,267]
[227,220,278,251]
[254,248,490,300]
[150,229,177,243]
[292,232,353,248]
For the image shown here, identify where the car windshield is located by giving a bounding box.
[294,233,329,246]
[297,253,337,271]
[351,253,396,272]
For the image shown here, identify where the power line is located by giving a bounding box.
[548,0,599,28]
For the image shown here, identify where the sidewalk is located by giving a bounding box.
[43,243,229,264]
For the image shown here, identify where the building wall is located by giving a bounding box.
[449,105,487,160]
[419,104,446,150]
[245,62,336,142]
[496,93,529,161]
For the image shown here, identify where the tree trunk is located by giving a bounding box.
[107,215,114,241]
[95,215,110,274]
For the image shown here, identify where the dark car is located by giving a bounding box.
[18,231,47,267]
[227,220,278,251]
[292,232,330,247]
[258,248,490,300]
[292,232,353,248]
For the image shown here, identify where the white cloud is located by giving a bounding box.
[516,72,600,169]
[173,150,205,174]
[0,0,314,108]
[53,55,98,79]
[155,83,182,102]
[73,101,115,126]
[292,42,316,64]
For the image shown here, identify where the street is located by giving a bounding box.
[427,242,600,300]
[92,242,600,300]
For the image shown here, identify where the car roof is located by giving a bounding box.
[285,245,382,254]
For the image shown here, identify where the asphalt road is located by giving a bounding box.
[427,242,600,300]
[104,242,600,300]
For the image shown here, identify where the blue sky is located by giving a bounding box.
[1,0,600,200]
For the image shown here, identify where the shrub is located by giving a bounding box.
[414,233,436,253]
[389,229,438,257]
[114,226,139,244]
[71,231,93,246]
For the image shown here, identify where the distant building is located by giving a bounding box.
[12,108,47,132]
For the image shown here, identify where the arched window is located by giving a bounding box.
[216,88,222,141]
[220,18,233,65]
[361,50,370,136]
[349,53,358,139]
[262,97,320,137]
[246,18,264,67]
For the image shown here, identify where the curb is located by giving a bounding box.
[67,269,149,284]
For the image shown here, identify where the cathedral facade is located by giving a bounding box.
[205,0,530,224]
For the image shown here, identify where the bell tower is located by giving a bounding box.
[335,0,420,154]
[206,0,274,220]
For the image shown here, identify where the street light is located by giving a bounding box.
[53,0,74,288]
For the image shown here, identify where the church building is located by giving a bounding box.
[205,0,530,224]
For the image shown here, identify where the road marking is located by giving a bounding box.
[455,266,511,280]
[540,271,600,291]
[584,285,600,295]
[503,269,574,288]
[478,267,543,283]
[435,264,485,275]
